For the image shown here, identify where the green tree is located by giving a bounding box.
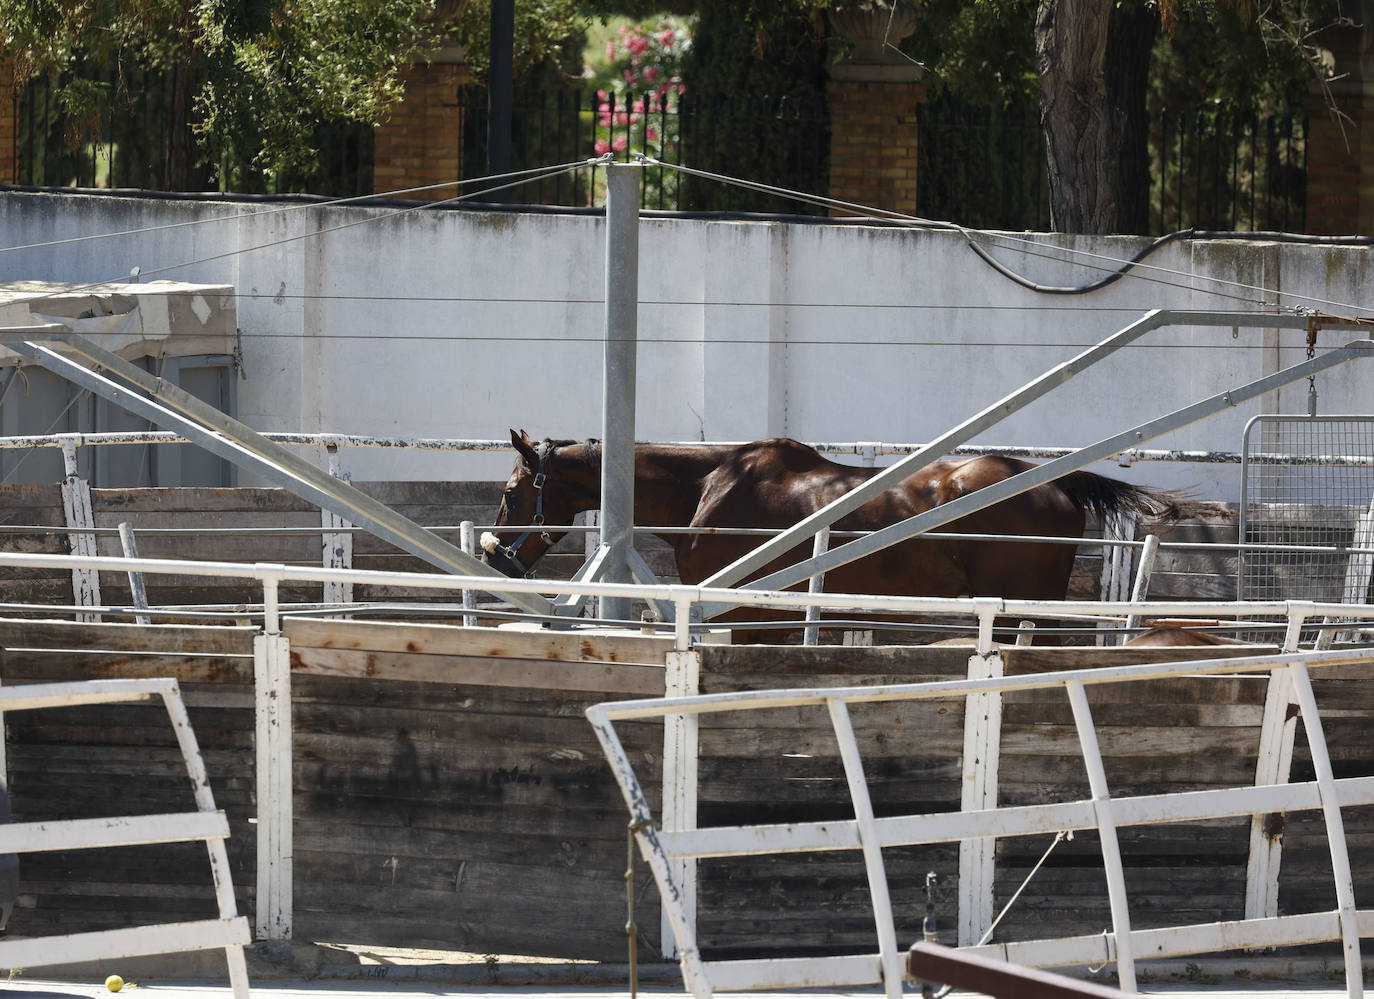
[0,0,589,192]
[0,0,438,190]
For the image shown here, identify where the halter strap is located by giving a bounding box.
[495,441,557,579]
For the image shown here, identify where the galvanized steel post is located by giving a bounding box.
[600,163,641,622]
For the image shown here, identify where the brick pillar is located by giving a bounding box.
[1304,22,1374,235]
[373,46,470,197]
[0,62,17,184]
[826,71,924,215]
[826,3,924,216]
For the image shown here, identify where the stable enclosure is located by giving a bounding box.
[3,594,1373,970]
[0,614,671,958]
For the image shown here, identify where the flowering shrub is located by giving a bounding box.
[586,16,692,205]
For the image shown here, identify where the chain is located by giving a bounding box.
[1306,316,1320,416]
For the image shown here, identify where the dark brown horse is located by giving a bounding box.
[483,430,1190,635]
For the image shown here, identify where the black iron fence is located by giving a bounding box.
[455,86,829,215]
[12,70,373,196]
[916,96,1049,231]
[8,71,1307,234]
[1153,107,1306,234]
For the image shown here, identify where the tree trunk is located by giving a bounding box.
[1036,0,1157,234]
[163,60,209,192]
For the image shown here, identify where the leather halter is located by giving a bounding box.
[492,441,556,579]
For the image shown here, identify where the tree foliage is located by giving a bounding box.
[196,0,435,186]
[0,0,591,190]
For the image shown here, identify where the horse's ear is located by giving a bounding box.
[510,428,538,465]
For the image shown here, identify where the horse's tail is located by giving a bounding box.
[1058,470,1202,523]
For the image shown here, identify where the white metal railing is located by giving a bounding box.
[0,677,251,995]
[4,549,1374,983]
[5,549,1374,646]
[0,430,1263,464]
[3,429,1372,467]
[586,645,1374,999]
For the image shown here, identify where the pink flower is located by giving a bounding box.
[623,68,635,85]
[605,42,615,60]
[594,139,610,155]
[611,136,628,152]
[646,127,659,143]
[659,29,676,48]
[596,89,608,101]
[615,111,630,126]
[643,66,659,83]
[632,99,645,113]
[627,34,651,55]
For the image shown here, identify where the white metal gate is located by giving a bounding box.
[0,678,251,995]
[589,640,1374,999]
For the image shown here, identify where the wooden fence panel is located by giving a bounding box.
[0,615,670,961]
[283,619,669,958]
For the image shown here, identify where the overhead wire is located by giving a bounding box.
[0,156,609,311]
[639,153,1374,316]
[0,158,604,258]
[2,150,1369,329]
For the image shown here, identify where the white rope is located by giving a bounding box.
[976,829,1072,947]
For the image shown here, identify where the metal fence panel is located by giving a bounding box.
[1239,415,1374,638]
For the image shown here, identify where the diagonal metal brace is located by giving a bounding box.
[3,324,553,617]
[699,311,1374,594]
[698,337,1374,619]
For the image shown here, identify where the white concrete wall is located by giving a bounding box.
[1,190,1371,501]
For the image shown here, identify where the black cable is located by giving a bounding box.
[967,228,1374,296]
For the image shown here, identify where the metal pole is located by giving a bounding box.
[600,163,640,623]
[117,522,151,625]
[1123,534,1161,635]
[802,526,830,645]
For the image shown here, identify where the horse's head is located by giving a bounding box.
[481,429,589,578]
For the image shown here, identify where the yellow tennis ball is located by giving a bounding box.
[105,975,124,992]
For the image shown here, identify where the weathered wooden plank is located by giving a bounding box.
[2,652,253,684]
[285,618,673,665]
[289,645,664,695]
[288,672,631,716]
[95,533,324,563]
[0,618,256,653]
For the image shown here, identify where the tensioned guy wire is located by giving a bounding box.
[3,150,1368,320]
[0,158,603,258]
[0,157,608,311]
[639,153,1373,317]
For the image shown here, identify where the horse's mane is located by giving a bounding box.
[546,437,601,469]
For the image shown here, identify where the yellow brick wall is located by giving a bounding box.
[373,60,470,197]
[826,78,924,216]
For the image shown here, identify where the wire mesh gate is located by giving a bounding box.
[1239,416,1374,639]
